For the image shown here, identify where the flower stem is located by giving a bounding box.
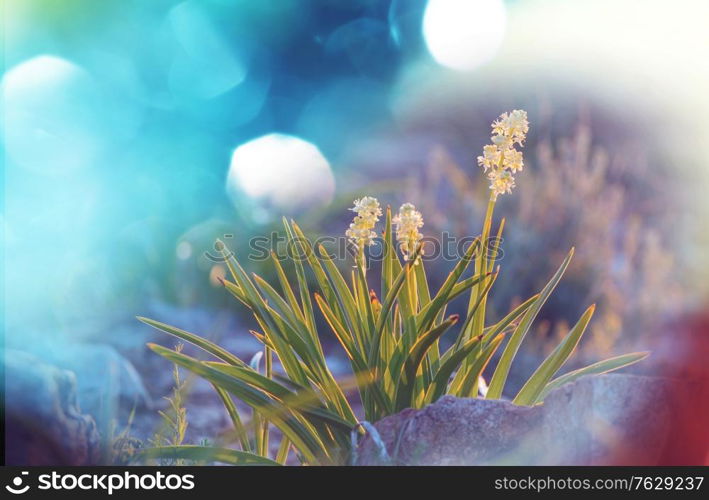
[467,193,496,339]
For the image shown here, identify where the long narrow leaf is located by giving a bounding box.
[416,239,481,334]
[481,294,539,345]
[370,249,420,366]
[535,351,649,403]
[137,317,245,367]
[314,294,392,416]
[455,270,499,347]
[281,219,317,339]
[270,251,306,324]
[206,361,354,430]
[213,385,252,452]
[275,437,291,464]
[394,315,459,411]
[317,244,365,352]
[424,334,484,404]
[513,304,595,405]
[487,247,574,399]
[456,333,506,398]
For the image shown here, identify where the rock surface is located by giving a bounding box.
[355,374,698,465]
[5,350,101,465]
[355,396,544,465]
[539,373,672,465]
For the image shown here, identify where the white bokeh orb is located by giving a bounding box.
[226,134,335,217]
[2,55,105,174]
[423,0,507,71]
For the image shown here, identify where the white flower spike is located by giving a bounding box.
[477,110,529,199]
[346,196,382,249]
[393,202,424,263]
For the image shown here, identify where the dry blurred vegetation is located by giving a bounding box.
[405,119,682,363]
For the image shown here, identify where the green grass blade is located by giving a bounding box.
[284,221,332,354]
[228,282,315,368]
[252,274,309,338]
[290,220,347,323]
[481,294,539,345]
[213,385,252,452]
[413,260,437,384]
[314,294,392,416]
[206,361,295,400]
[382,205,396,299]
[205,361,354,431]
[445,270,498,391]
[370,249,421,367]
[535,351,650,403]
[467,196,496,337]
[416,239,481,334]
[394,315,459,411]
[221,272,311,386]
[316,244,365,352]
[446,274,491,308]
[275,437,291,464]
[251,272,347,423]
[137,317,245,367]
[354,252,377,339]
[270,251,306,324]
[487,218,505,274]
[424,333,484,404]
[413,252,432,308]
[229,293,356,424]
[455,333,506,398]
[455,270,499,347]
[486,247,575,399]
[281,219,317,337]
[513,304,595,406]
[314,294,369,372]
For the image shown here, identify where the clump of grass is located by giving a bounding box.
[144,344,190,465]
[138,111,647,465]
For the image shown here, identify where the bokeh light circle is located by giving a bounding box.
[226,134,335,218]
[423,0,507,71]
[2,55,106,174]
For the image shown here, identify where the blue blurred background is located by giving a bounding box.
[3,0,709,464]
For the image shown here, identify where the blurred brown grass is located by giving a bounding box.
[404,118,682,363]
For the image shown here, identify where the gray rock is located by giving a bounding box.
[356,374,690,465]
[540,373,673,465]
[47,343,153,416]
[5,350,101,465]
[356,396,543,465]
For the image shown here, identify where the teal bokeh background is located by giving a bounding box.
[4,0,709,462]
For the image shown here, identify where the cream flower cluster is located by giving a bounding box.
[346,196,382,248]
[393,202,424,262]
[477,110,529,199]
